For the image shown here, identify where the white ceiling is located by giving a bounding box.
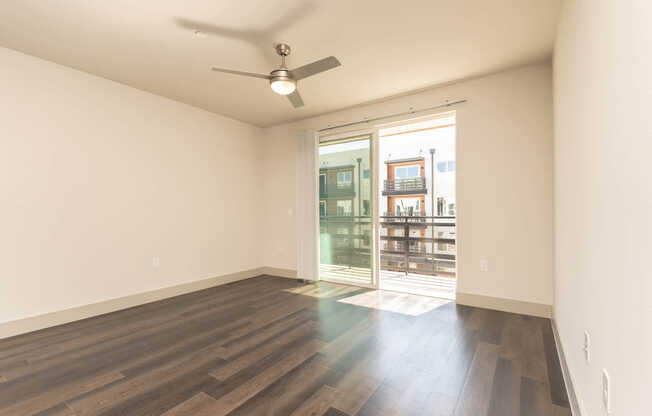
[0,0,561,127]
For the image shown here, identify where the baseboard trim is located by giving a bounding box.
[1,269,553,339]
[259,267,298,279]
[551,319,583,416]
[0,267,266,340]
[455,292,552,318]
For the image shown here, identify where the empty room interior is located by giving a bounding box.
[1,1,650,415]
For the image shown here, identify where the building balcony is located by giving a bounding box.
[319,183,356,198]
[379,214,456,278]
[382,177,427,195]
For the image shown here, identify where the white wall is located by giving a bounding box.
[553,1,652,414]
[0,47,264,325]
[263,63,555,308]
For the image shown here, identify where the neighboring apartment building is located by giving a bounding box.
[318,143,456,277]
[379,151,456,217]
[382,156,427,215]
[380,150,457,278]
[319,147,372,268]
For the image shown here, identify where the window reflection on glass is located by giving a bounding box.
[318,135,372,286]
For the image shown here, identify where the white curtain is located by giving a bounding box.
[295,130,319,281]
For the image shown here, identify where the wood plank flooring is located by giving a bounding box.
[0,275,571,415]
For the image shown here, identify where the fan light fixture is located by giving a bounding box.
[269,66,296,95]
[211,43,341,108]
[270,79,296,95]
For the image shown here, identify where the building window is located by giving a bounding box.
[363,169,370,179]
[337,171,352,188]
[337,200,352,216]
[319,174,326,193]
[335,238,350,248]
[437,161,456,173]
[395,165,420,178]
[319,200,326,217]
[394,198,420,215]
[363,200,370,216]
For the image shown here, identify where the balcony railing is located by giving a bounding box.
[320,215,372,269]
[382,177,427,195]
[379,214,456,277]
[319,213,456,278]
[381,211,427,223]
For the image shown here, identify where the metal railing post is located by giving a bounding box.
[403,216,409,276]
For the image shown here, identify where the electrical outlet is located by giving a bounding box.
[583,331,591,363]
[152,257,160,268]
[480,259,489,272]
[602,369,611,414]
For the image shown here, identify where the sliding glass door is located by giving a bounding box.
[318,133,376,287]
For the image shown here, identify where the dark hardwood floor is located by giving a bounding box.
[0,275,571,415]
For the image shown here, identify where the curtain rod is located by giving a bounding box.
[317,99,467,133]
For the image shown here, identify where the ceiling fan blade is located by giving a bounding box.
[211,67,271,79]
[287,90,305,108]
[290,56,341,80]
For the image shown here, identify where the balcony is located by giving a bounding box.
[382,177,427,196]
[319,215,373,285]
[379,214,456,278]
[381,211,428,224]
[319,183,356,199]
[318,213,457,297]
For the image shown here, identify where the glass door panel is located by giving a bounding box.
[318,134,374,287]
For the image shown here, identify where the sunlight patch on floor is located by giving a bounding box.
[285,280,453,316]
[337,290,452,316]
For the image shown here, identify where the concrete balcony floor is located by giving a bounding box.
[319,264,456,300]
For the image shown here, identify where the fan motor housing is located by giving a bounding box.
[270,69,294,84]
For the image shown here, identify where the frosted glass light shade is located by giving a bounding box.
[270,79,296,95]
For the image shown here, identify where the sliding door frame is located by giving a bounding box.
[373,110,459,293]
[313,110,460,293]
[317,128,380,289]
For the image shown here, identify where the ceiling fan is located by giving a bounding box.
[211,44,341,108]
